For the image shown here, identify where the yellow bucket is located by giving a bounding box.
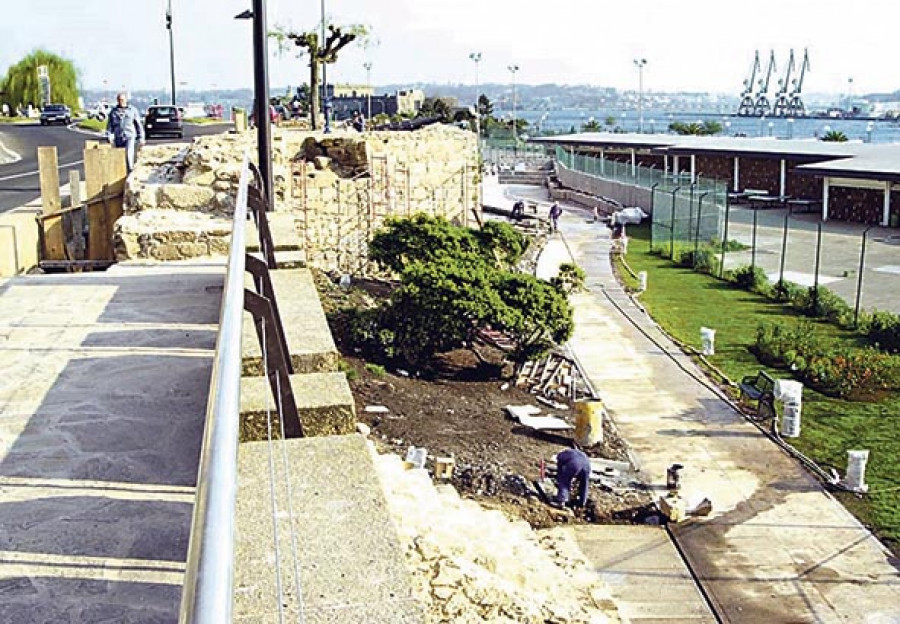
[574,400,604,447]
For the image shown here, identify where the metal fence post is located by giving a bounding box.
[650,182,659,251]
[694,192,709,265]
[669,186,680,260]
[719,202,731,278]
[854,227,872,327]
[751,207,759,272]
[813,223,823,308]
[778,212,790,287]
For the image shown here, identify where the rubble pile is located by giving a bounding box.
[372,446,621,623]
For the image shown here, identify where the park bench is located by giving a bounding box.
[738,370,776,419]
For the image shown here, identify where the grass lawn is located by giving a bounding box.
[622,223,900,554]
[77,118,106,132]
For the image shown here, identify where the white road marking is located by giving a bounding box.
[0,159,85,182]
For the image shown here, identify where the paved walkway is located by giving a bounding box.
[0,262,222,622]
[502,182,900,623]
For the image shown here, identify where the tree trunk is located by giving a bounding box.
[309,60,320,130]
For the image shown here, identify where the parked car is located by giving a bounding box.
[39,104,72,126]
[144,105,184,139]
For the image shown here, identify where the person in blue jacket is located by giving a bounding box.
[106,92,145,172]
[554,447,592,508]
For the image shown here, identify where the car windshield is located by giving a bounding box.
[151,107,178,116]
[45,105,66,111]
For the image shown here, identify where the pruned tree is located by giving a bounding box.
[418,96,455,121]
[271,23,371,129]
[1,49,80,111]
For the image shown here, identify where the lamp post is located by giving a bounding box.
[634,58,647,133]
[866,121,874,143]
[768,121,774,137]
[787,117,794,139]
[166,0,176,106]
[320,0,331,133]
[235,1,274,208]
[469,52,482,140]
[363,61,372,121]
[507,64,519,145]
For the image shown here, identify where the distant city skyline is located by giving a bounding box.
[3,0,899,98]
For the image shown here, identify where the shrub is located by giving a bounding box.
[550,262,586,295]
[720,239,750,252]
[679,246,717,275]
[731,264,770,295]
[772,280,804,304]
[365,362,387,376]
[867,310,900,354]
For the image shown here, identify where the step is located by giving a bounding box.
[240,371,356,439]
[234,435,426,623]
[241,267,339,376]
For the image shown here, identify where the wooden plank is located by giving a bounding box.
[68,170,85,262]
[37,146,66,260]
[84,146,109,260]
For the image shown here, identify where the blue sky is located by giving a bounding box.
[3,0,898,97]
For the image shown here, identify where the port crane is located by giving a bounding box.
[737,51,760,116]
[785,49,810,117]
[772,49,795,117]
[753,50,777,116]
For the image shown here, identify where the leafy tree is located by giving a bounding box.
[1,49,80,110]
[365,214,574,371]
[369,214,485,274]
[821,129,849,142]
[581,118,602,132]
[668,120,722,136]
[477,94,493,118]
[604,115,617,128]
[550,262,586,295]
[418,96,455,121]
[492,272,574,363]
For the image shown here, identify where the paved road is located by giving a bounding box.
[0,121,232,213]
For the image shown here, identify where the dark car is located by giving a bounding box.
[40,104,71,126]
[144,105,184,139]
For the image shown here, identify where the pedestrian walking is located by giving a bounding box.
[106,92,145,173]
[549,202,563,232]
[511,199,525,219]
[553,447,591,508]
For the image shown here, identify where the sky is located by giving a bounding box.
[3,0,899,98]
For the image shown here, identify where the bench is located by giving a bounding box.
[738,370,776,419]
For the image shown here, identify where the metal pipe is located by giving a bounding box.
[178,155,250,623]
[719,202,731,278]
[649,182,659,251]
[813,223,823,308]
[669,186,680,259]
[778,212,790,288]
[751,206,758,272]
[694,192,709,262]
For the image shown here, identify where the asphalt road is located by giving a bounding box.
[0,120,233,213]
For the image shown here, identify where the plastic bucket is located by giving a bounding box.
[846,450,869,492]
[574,400,604,447]
[638,271,648,291]
[780,404,801,437]
[700,327,716,356]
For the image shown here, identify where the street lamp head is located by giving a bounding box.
[234,9,253,19]
[634,58,647,68]
[507,64,519,73]
[363,61,372,71]
[469,52,482,62]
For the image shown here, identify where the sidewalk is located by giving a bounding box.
[538,198,900,623]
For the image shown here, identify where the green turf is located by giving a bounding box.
[77,118,106,132]
[623,223,900,553]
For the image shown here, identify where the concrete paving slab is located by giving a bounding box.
[0,262,223,622]
[234,435,426,623]
[541,201,900,623]
[241,267,339,375]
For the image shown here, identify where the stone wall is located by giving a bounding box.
[116,125,479,272]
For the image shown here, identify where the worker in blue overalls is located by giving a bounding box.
[554,447,592,508]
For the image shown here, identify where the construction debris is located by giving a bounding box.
[516,350,593,402]
[504,404,573,431]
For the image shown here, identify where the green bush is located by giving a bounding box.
[364,362,387,376]
[754,321,896,399]
[867,310,900,354]
[772,280,804,304]
[731,264,770,295]
[678,246,717,275]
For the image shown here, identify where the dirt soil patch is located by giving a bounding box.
[316,271,655,529]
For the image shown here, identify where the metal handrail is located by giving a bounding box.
[179,153,251,623]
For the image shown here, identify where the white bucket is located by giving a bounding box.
[700,327,716,356]
[405,446,427,469]
[638,271,648,291]
[775,379,803,404]
[780,403,801,437]
[846,450,870,492]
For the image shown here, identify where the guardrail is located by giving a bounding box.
[178,153,251,623]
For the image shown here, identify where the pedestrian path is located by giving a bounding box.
[0,261,222,622]
[537,200,900,623]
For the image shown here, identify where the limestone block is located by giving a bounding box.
[158,183,219,213]
[183,167,216,186]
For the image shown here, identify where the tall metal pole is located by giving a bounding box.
[854,227,872,327]
[363,61,372,120]
[507,64,519,146]
[634,58,647,133]
[321,0,330,133]
[252,0,273,208]
[469,52,481,141]
[167,0,176,106]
